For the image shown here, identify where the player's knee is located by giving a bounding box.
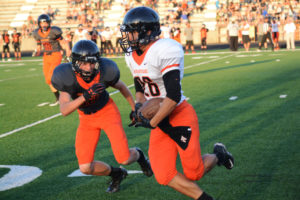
[185,171,203,181]
[154,171,177,186]
[184,165,205,181]
[79,163,92,175]
[120,159,130,165]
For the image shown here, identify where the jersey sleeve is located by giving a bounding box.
[32,29,41,44]
[100,58,120,87]
[51,26,63,40]
[157,41,183,76]
[51,63,73,92]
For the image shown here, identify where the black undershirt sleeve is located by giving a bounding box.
[162,70,181,103]
[134,77,144,94]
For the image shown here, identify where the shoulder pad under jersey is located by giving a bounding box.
[51,63,75,92]
[157,39,184,59]
[32,28,40,41]
[99,58,120,87]
[51,26,63,39]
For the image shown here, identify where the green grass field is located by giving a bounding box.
[0,49,299,200]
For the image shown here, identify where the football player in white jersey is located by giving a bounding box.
[120,6,234,200]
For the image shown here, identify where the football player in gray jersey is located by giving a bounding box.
[33,14,70,106]
[51,40,153,193]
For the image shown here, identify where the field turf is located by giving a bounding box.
[0,49,299,200]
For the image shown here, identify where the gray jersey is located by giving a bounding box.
[33,26,63,53]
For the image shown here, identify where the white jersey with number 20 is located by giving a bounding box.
[125,38,186,105]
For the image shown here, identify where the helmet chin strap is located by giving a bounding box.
[136,49,143,56]
[75,62,100,83]
[41,26,49,32]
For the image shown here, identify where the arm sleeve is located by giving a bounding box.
[134,77,144,93]
[51,64,68,92]
[162,70,181,103]
[101,58,120,87]
[52,26,63,40]
[157,41,183,76]
[32,30,41,44]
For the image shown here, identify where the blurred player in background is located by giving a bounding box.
[51,40,153,193]
[1,30,11,62]
[200,24,208,52]
[120,7,234,200]
[33,14,71,106]
[12,28,22,60]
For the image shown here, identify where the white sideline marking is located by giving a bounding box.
[4,69,11,72]
[0,53,248,138]
[250,60,255,63]
[0,85,136,138]
[29,68,36,71]
[279,94,287,98]
[276,59,280,62]
[0,63,25,67]
[0,165,42,191]
[225,61,230,64]
[191,56,203,59]
[0,104,5,106]
[208,56,219,58]
[37,102,49,107]
[0,74,42,82]
[236,54,260,58]
[67,169,142,177]
[185,54,234,70]
[0,113,62,138]
[229,96,238,101]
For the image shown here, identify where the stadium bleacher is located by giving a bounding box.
[0,0,299,52]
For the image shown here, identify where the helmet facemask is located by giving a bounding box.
[72,56,100,83]
[120,24,160,55]
[38,14,51,32]
[119,7,161,55]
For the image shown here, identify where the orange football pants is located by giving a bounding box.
[43,52,62,85]
[149,100,204,185]
[75,98,130,165]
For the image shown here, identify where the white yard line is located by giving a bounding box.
[0,52,256,138]
[0,113,62,139]
[0,84,133,138]
[185,54,234,69]
[0,74,42,82]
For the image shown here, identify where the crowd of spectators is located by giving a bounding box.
[216,0,300,27]
[11,0,300,55]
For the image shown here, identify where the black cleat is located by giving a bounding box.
[136,147,153,177]
[106,168,128,193]
[213,143,234,170]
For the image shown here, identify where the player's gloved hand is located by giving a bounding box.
[83,83,105,100]
[128,102,143,127]
[134,112,155,129]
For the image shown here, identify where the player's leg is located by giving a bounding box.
[44,53,62,105]
[149,127,212,199]
[101,99,153,176]
[76,112,128,193]
[6,46,10,59]
[14,45,17,59]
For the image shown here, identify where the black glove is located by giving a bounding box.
[134,112,155,129]
[83,83,105,100]
[128,102,143,127]
[158,117,192,150]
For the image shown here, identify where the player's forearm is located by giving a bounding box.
[135,92,146,104]
[150,97,177,128]
[59,95,85,116]
[112,80,135,110]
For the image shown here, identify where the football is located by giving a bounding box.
[138,98,164,120]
